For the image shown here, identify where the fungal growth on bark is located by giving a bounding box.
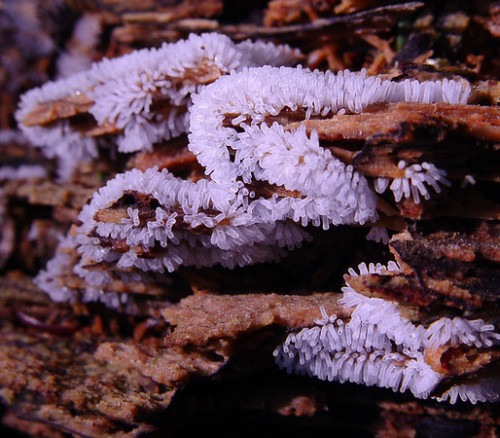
[274,262,500,403]
[16,33,301,179]
[34,64,479,311]
[2,11,500,434]
[189,66,470,228]
[36,167,309,308]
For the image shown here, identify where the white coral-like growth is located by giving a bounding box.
[33,234,80,304]
[274,306,442,399]
[35,167,309,305]
[275,262,500,403]
[374,161,451,204]
[16,33,301,178]
[189,66,470,228]
[69,167,309,287]
[34,233,172,312]
[341,263,500,352]
[436,379,500,404]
